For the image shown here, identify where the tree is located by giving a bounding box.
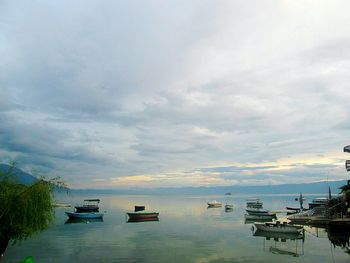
[0,164,65,256]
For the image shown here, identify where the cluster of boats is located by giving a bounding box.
[207,200,233,211]
[64,199,159,223]
[245,198,303,234]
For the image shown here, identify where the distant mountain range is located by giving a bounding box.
[1,163,347,194]
[74,179,348,195]
[0,164,37,185]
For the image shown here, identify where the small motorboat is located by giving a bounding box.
[245,214,277,221]
[207,200,222,207]
[74,199,100,213]
[225,204,233,210]
[127,211,159,221]
[246,198,263,208]
[65,212,104,219]
[246,208,273,216]
[254,221,303,233]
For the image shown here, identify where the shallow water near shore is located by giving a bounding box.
[4,194,350,262]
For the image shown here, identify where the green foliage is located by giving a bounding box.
[0,165,66,243]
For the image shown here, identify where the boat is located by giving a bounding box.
[74,199,100,213]
[308,197,328,209]
[246,208,275,216]
[127,211,159,221]
[288,206,327,224]
[65,212,104,219]
[254,221,303,233]
[225,204,233,210]
[225,192,232,195]
[246,198,263,208]
[207,200,222,207]
[245,214,277,221]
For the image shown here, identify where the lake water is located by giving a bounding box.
[4,194,350,262]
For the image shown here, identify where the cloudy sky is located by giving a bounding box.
[1,0,350,188]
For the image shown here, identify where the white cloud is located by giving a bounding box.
[1,0,350,187]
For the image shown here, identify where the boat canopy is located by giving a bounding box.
[344,145,350,153]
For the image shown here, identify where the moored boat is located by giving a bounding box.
[246,198,263,208]
[245,214,277,221]
[74,199,100,213]
[207,200,222,207]
[254,221,303,233]
[225,204,233,210]
[308,197,328,209]
[127,211,159,221]
[246,208,274,216]
[65,212,104,219]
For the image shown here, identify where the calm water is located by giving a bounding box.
[4,194,350,263]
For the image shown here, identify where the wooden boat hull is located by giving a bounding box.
[207,203,222,208]
[246,209,274,216]
[65,212,104,219]
[245,214,277,221]
[127,212,159,220]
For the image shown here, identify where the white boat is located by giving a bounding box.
[207,200,222,207]
[254,221,303,233]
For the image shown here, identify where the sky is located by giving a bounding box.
[1,0,350,188]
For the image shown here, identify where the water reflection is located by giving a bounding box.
[327,226,350,255]
[127,218,160,223]
[253,229,305,257]
[65,218,104,224]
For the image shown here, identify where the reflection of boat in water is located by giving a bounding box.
[127,217,160,223]
[254,228,305,257]
[254,229,304,241]
[327,226,350,254]
[65,218,103,224]
[269,247,299,257]
[207,200,222,208]
[254,221,303,233]
[65,212,104,219]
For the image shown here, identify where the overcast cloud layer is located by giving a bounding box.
[1,0,350,188]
